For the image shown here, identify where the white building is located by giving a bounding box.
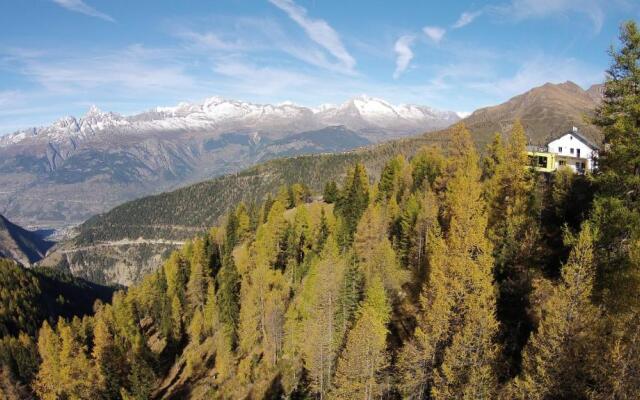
[546,127,599,173]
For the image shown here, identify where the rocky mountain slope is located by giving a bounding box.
[39,81,603,286]
[0,96,459,230]
[0,214,54,266]
[455,81,603,147]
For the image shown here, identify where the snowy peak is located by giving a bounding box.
[0,95,460,147]
[317,95,460,130]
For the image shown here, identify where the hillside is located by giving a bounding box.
[0,214,54,266]
[15,118,639,399]
[430,80,603,147]
[39,80,601,285]
[0,96,458,230]
[0,258,116,394]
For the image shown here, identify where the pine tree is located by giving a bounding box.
[377,155,406,203]
[354,204,407,294]
[593,21,640,205]
[331,276,391,400]
[217,254,240,347]
[187,238,209,310]
[591,312,640,399]
[33,321,62,399]
[399,123,499,399]
[335,162,370,243]
[590,21,640,315]
[323,180,339,204]
[411,146,446,191]
[35,319,100,399]
[285,237,346,399]
[510,224,600,399]
[483,121,539,376]
[93,314,123,399]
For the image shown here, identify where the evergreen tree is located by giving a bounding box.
[323,180,339,204]
[187,238,209,310]
[217,254,241,347]
[411,146,446,192]
[93,314,123,399]
[377,155,406,203]
[335,162,370,244]
[285,238,345,399]
[332,276,391,400]
[590,21,640,315]
[510,224,600,399]
[483,121,539,376]
[593,21,640,205]
[399,124,499,399]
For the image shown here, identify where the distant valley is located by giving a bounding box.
[0,96,459,231]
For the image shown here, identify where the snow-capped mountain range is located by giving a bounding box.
[0,95,460,230]
[1,95,460,147]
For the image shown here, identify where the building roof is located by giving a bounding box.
[547,127,600,150]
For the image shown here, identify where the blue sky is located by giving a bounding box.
[0,0,638,134]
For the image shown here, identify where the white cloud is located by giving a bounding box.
[213,60,313,96]
[452,11,482,28]
[497,0,605,32]
[423,26,446,43]
[175,30,243,51]
[52,0,114,22]
[468,55,603,97]
[393,35,415,79]
[8,45,193,93]
[269,0,356,72]
[0,91,22,108]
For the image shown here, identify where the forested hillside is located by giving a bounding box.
[0,259,115,396]
[10,115,638,399]
[40,78,604,286]
[3,18,639,400]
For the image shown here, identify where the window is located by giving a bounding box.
[558,146,563,153]
[577,149,581,158]
[537,156,548,168]
[559,160,566,166]
[570,148,574,154]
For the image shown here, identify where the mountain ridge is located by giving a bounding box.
[0,95,459,147]
[0,96,459,230]
[39,81,603,285]
[0,214,54,266]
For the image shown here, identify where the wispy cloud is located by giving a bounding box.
[213,59,313,96]
[0,90,22,108]
[452,11,482,28]
[174,17,354,74]
[52,0,115,22]
[495,0,605,32]
[423,26,446,43]
[393,35,415,79]
[175,30,243,51]
[468,54,603,96]
[268,0,356,73]
[6,45,193,94]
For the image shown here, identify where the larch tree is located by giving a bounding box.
[399,123,499,399]
[331,276,391,400]
[593,21,640,205]
[216,254,240,347]
[187,238,210,311]
[411,146,446,192]
[33,322,61,400]
[483,121,539,377]
[284,237,345,399]
[590,21,640,315]
[510,224,600,400]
